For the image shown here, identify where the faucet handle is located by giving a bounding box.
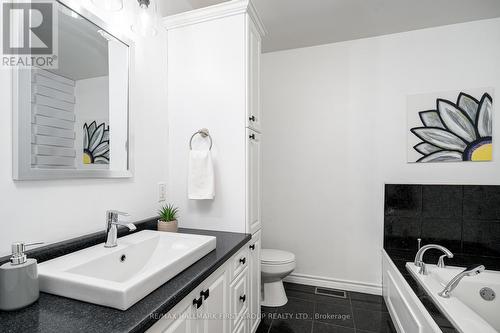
[107,210,130,217]
[437,254,447,268]
[106,210,130,223]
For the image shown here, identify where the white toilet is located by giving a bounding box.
[261,249,296,307]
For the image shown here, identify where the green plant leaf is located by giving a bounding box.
[158,203,179,222]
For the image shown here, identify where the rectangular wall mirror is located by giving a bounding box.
[13,0,133,180]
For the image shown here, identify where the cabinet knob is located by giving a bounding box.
[200,289,210,300]
[239,257,246,265]
[239,294,246,303]
[193,296,203,309]
[249,244,255,250]
[249,134,255,140]
[249,116,256,122]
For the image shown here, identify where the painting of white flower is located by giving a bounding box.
[83,121,110,165]
[407,89,493,163]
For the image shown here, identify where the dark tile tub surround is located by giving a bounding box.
[384,184,500,270]
[384,184,500,333]
[0,218,251,333]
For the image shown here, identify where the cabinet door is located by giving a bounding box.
[246,129,261,234]
[167,304,197,333]
[200,268,229,333]
[248,231,261,333]
[247,16,262,132]
[230,267,250,332]
[147,294,199,333]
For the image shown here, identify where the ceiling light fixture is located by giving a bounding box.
[91,0,123,12]
[131,0,159,37]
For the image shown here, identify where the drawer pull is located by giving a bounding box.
[193,296,203,309]
[239,257,246,265]
[249,244,255,250]
[200,289,210,300]
[249,134,255,140]
[239,294,246,303]
[249,116,256,122]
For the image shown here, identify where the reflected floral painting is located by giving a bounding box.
[408,91,493,163]
[83,121,110,164]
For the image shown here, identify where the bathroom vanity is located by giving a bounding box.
[0,221,261,333]
[148,230,261,333]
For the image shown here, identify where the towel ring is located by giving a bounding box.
[189,128,213,150]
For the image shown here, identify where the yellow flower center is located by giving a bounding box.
[471,143,492,161]
[83,152,92,164]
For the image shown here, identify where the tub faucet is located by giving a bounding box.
[104,210,136,248]
[438,265,485,298]
[414,244,454,275]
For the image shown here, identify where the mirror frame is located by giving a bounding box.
[12,0,134,180]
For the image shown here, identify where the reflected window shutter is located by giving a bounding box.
[31,68,76,169]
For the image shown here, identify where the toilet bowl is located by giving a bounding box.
[261,249,296,307]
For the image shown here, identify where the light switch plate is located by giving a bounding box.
[158,182,167,202]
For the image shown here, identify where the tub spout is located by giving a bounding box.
[414,244,454,275]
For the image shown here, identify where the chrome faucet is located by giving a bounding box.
[438,265,485,298]
[104,210,136,248]
[414,244,454,275]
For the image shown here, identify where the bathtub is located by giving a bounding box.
[406,262,500,333]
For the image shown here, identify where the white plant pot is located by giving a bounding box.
[157,220,178,232]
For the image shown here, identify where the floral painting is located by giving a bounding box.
[407,89,493,163]
[83,121,109,164]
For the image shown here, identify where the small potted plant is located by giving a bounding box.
[157,204,179,232]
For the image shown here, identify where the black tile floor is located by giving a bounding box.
[257,283,396,333]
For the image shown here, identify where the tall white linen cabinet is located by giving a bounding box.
[163,1,265,332]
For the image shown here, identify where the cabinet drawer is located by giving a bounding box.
[230,267,249,332]
[231,246,249,281]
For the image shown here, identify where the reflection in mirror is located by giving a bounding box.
[14,2,131,179]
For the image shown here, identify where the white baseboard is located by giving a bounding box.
[284,272,382,296]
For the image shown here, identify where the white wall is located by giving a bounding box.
[0,1,168,256]
[261,18,500,291]
[166,14,248,233]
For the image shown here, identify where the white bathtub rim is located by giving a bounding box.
[406,262,497,333]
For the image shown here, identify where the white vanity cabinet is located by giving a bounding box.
[147,242,259,333]
[200,268,229,333]
[147,265,229,333]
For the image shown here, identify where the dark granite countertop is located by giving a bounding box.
[0,219,251,333]
[385,249,460,333]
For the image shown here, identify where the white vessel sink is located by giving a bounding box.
[38,230,216,310]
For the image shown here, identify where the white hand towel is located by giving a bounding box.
[188,150,215,200]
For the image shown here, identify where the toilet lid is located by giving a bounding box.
[261,249,295,265]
